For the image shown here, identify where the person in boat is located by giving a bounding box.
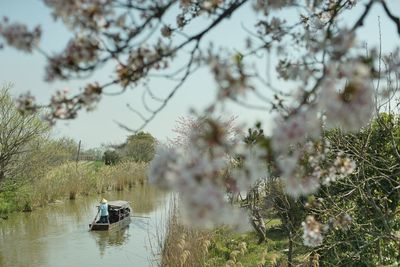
[98,198,109,223]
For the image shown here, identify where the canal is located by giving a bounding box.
[0,185,169,267]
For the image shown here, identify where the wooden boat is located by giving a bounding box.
[89,200,132,231]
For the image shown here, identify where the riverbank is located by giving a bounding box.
[161,220,293,267]
[0,160,148,215]
[158,198,310,267]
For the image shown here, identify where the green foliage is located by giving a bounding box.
[103,150,120,165]
[244,123,272,154]
[0,180,34,213]
[48,137,79,163]
[0,181,19,214]
[266,179,306,231]
[244,127,264,145]
[91,160,104,170]
[242,117,399,266]
[315,114,400,266]
[206,225,304,267]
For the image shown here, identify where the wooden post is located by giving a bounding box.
[75,140,81,170]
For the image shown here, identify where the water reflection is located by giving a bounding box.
[92,226,131,257]
[133,217,151,231]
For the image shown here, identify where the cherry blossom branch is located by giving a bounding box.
[132,41,201,132]
[380,0,400,35]
[350,0,375,32]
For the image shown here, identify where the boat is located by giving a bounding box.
[89,200,132,231]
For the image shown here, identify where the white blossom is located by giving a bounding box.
[334,154,356,175]
[43,0,113,30]
[302,215,324,247]
[319,62,375,132]
[272,109,320,155]
[231,145,268,192]
[0,20,41,52]
[148,145,179,190]
[280,155,321,198]
[180,181,227,228]
[15,92,37,114]
[283,176,318,198]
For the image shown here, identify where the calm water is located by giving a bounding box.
[0,185,170,267]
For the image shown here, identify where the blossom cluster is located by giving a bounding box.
[0,18,41,52]
[301,212,353,247]
[163,0,228,38]
[272,60,372,199]
[322,152,357,185]
[45,34,101,81]
[149,117,267,229]
[320,62,375,132]
[43,0,113,30]
[302,215,325,247]
[16,84,102,124]
[252,0,296,12]
[276,140,357,198]
[117,43,171,87]
[180,0,224,14]
[15,92,37,115]
[203,52,254,101]
[47,89,78,121]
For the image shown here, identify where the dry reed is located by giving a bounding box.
[15,160,148,211]
[155,196,212,267]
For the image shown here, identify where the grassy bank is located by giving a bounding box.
[0,160,148,215]
[160,221,289,267]
[158,200,309,267]
[206,221,288,267]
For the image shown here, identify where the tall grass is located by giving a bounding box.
[154,197,212,267]
[1,160,148,213]
[99,161,148,191]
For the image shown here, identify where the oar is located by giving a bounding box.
[89,210,100,231]
[131,215,150,219]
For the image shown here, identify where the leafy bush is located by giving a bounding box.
[103,150,120,165]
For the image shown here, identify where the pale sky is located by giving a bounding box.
[0,1,399,149]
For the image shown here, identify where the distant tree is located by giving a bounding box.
[50,137,78,162]
[119,131,157,162]
[102,150,119,165]
[170,116,240,148]
[15,136,77,183]
[0,84,49,184]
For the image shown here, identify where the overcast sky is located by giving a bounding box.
[1,1,399,149]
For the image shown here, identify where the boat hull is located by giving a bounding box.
[89,215,131,231]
